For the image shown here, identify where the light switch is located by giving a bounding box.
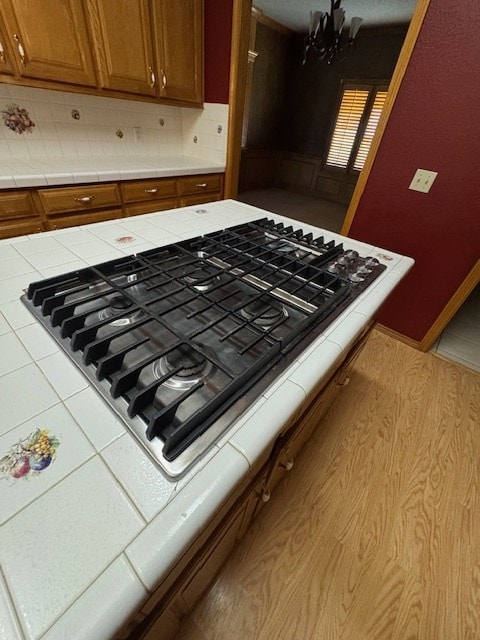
[409,168,438,193]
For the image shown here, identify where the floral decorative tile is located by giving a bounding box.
[0,429,60,481]
[116,236,135,244]
[2,103,35,134]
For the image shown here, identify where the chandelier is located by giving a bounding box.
[302,1,363,65]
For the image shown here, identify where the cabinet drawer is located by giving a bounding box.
[0,219,45,240]
[178,174,223,196]
[0,191,37,219]
[39,184,120,215]
[121,179,177,203]
[124,199,177,217]
[47,209,121,230]
[179,193,221,207]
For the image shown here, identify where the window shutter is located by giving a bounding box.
[353,90,388,172]
[326,89,369,169]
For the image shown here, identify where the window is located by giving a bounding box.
[326,83,388,172]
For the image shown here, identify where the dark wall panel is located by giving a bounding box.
[283,30,406,158]
[247,23,293,149]
[204,0,233,104]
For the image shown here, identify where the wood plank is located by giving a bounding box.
[178,329,480,640]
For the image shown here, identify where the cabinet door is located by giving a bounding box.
[87,0,156,96]
[0,0,96,86]
[152,0,203,104]
[0,18,17,76]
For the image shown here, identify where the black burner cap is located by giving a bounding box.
[166,345,207,377]
[244,298,283,322]
[110,294,134,310]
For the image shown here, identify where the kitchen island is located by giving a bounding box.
[0,199,413,640]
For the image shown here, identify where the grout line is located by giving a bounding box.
[0,566,26,640]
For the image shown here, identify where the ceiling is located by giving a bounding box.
[253,0,417,33]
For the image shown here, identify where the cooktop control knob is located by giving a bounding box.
[356,265,371,275]
[348,271,366,283]
[344,250,359,261]
[364,257,380,268]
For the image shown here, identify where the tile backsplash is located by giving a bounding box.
[0,84,228,164]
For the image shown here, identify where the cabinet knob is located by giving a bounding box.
[281,457,294,471]
[196,183,207,188]
[149,65,156,88]
[260,486,271,503]
[74,196,94,204]
[13,34,26,65]
[0,42,5,63]
[161,69,167,90]
[144,188,158,194]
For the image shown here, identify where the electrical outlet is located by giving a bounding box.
[409,168,438,193]
[134,127,142,142]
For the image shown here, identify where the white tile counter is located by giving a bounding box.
[0,155,225,190]
[0,200,414,640]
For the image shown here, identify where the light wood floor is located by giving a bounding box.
[177,330,480,640]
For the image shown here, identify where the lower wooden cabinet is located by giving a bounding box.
[0,190,45,239]
[0,172,224,239]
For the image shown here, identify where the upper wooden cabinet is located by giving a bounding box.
[152,0,203,104]
[0,0,204,105]
[86,0,156,97]
[0,19,17,76]
[0,0,97,86]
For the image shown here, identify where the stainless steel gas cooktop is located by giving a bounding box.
[22,218,385,478]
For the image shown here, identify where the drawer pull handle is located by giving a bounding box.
[74,196,94,204]
[0,42,5,63]
[161,69,167,89]
[13,34,26,65]
[144,188,158,194]
[196,183,207,188]
[281,457,294,471]
[260,486,271,503]
[149,65,156,88]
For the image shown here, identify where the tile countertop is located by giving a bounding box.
[0,155,226,189]
[0,200,414,640]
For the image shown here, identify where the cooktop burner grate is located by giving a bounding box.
[22,218,386,477]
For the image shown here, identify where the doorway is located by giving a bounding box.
[431,283,480,372]
[235,6,414,232]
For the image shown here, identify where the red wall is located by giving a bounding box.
[349,0,480,342]
[204,0,233,104]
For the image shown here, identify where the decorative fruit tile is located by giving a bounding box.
[2,104,35,135]
[0,403,94,525]
[0,457,144,640]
